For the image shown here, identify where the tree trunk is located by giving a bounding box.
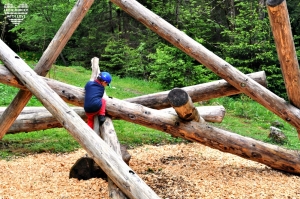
[99,117,129,199]
[125,71,267,110]
[258,0,266,20]
[0,0,95,139]
[0,107,86,133]
[163,106,225,123]
[109,0,300,137]
[90,57,128,199]
[2,105,225,133]
[0,39,160,199]
[0,65,266,109]
[267,0,300,108]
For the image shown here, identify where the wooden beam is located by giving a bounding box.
[99,117,128,199]
[2,105,225,133]
[105,97,300,175]
[125,71,266,109]
[0,65,267,109]
[266,0,300,108]
[110,0,300,136]
[163,106,225,123]
[90,57,128,198]
[0,40,160,199]
[0,0,94,139]
[168,88,205,123]
[0,107,86,133]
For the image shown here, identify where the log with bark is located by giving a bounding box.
[78,57,128,198]
[267,0,300,108]
[168,88,205,123]
[0,107,86,133]
[1,106,225,133]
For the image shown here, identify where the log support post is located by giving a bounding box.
[267,0,300,109]
[99,118,129,199]
[91,57,128,199]
[168,88,205,123]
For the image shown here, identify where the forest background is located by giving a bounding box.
[0,0,300,99]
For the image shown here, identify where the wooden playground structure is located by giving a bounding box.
[0,0,300,198]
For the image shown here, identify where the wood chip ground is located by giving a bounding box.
[1,142,299,199]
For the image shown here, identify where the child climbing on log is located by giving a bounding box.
[84,72,112,128]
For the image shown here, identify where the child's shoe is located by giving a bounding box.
[98,115,106,126]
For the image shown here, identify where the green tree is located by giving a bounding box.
[219,1,285,98]
[5,0,75,53]
[148,43,216,89]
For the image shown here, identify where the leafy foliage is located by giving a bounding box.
[219,1,286,98]
[148,43,217,89]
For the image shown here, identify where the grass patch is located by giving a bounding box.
[0,129,80,160]
[211,95,299,149]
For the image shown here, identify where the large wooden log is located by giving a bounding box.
[0,40,159,199]
[163,106,225,123]
[99,118,128,199]
[267,0,300,108]
[0,65,266,108]
[168,88,205,123]
[105,97,300,175]
[0,0,95,139]
[109,0,300,136]
[118,71,266,110]
[90,57,128,199]
[2,105,225,133]
[0,107,86,133]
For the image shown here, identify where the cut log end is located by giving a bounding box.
[168,88,189,107]
[266,0,284,7]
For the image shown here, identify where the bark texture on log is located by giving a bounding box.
[100,118,129,199]
[0,107,86,133]
[109,0,300,137]
[2,105,225,133]
[0,0,95,138]
[105,97,300,175]
[168,88,205,123]
[0,40,160,199]
[126,71,267,110]
[163,106,225,123]
[267,0,300,108]
[91,57,128,199]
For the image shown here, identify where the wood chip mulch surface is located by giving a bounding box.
[1,142,300,199]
